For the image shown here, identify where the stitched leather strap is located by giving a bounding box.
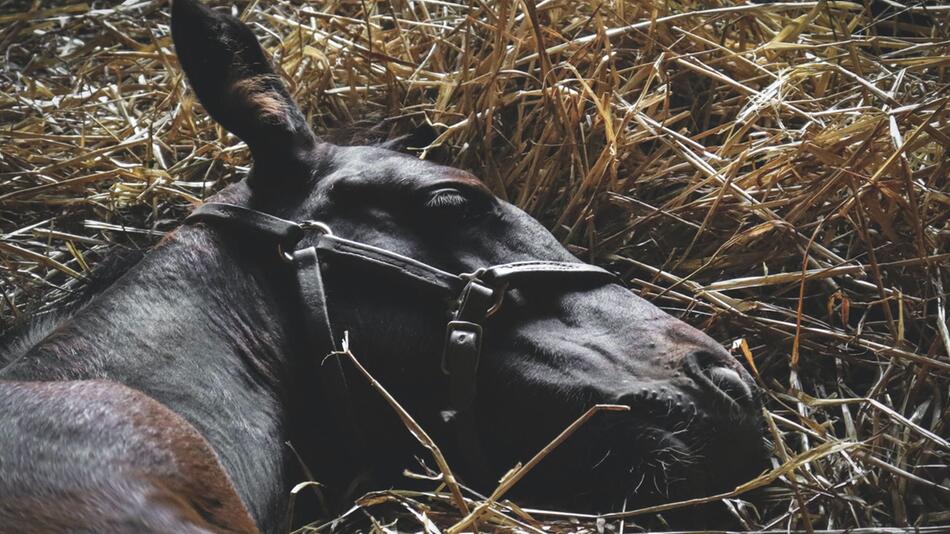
[483,261,617,286]
[186,204,616,299]
[315,235,463,296]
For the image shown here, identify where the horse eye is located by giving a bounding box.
[424,188,469,209]
[422,187,491,222]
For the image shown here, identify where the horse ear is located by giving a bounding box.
[171,0,319,179]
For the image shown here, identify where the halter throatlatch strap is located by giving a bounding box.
[184,201,620,485]
[293,247,367,465]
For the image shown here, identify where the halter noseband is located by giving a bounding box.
[185,202,618,486]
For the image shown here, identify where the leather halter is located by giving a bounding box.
[185,202,618,485]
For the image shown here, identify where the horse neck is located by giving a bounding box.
[0,246,145,369]
[17,227,293,379]
[3,225,300,529]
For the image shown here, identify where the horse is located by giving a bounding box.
[0,0,767,531]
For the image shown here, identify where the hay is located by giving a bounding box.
[1,0,948,531]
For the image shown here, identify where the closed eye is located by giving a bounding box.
[424,188,469,209]
[421,185,495,220]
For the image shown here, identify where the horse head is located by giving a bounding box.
[172,0,767,523]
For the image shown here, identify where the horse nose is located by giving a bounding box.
[687,350,756,407]
[707,365,753,405]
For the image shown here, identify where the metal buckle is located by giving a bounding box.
[279,220,334,262]
[458,269,508,318]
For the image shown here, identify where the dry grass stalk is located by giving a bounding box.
[446,403,630,533]
[333,342,470,517]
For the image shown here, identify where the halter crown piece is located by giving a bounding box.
[185,202,618,483]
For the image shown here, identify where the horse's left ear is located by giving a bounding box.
[171,0,320,179]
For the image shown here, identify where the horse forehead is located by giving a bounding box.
[329,145,483,188]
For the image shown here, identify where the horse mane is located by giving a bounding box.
[0,245,147,368]
[0,122,434,370]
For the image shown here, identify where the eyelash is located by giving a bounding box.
[424,190,469,209]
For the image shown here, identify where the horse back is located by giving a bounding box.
[0,379,258,534]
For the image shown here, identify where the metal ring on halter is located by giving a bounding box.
[299,220,334,235]
[279,221,334,262]
[485,281,508,318]
[459,268,507,318]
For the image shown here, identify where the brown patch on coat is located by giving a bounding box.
[229,75,287,123]
[124,382,260,533]
[0,380,259,534]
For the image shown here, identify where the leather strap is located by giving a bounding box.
[186,204,616,301]
[314,235,464,296]
[185,202,302,247]
[483,261,617,286]
[293,247,337,353]
[293,247,367,466]
[442,279,497,486]
[443,280,494,412]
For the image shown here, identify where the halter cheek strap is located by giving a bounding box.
[185,202,619,486]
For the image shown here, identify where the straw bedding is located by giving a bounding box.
[0,0,947,532]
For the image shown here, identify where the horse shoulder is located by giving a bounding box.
[0,379,258,534]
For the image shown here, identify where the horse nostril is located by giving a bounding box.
[686,350,756,407]
[706,366,753,405]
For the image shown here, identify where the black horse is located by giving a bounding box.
[0,0,766,531]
